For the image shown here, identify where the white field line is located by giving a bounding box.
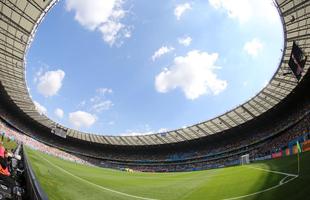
[38,155,159,200]
[222,176,297,200]
[38,153,298,200]
[222,166,299,200]
[279,176,290,185]
[246,166,298,177]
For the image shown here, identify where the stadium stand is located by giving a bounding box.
[0,0,308,178]
[0,0,309,199]
[0,77,308,172]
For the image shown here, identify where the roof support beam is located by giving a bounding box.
[233,110,247,122]
[175,130,189,141]
[282,0,310,17]
[118,137,129,145]
[99,136,109,144]
[265,87,287,98]
[154,134,167,144]
[0,27,28,46]
[248,101,264,114]
[188,126,203,137]
[269,82,294,92]
[241,105,256,118]
[136,137,147,145]
[210,120,224,132]
[273,77,298,86]
[219,117,232,128]
[262,91,281,102]
[226,114,239,126]
[257,95,275,107]
[287,34,310,43]
[0,47,23,61]
[179,129,194,140]
[2,0,37,24]
[201,123,216,134]
[0,12,31,35]
[195,125,211,136]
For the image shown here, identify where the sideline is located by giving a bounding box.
[222,166,298,200]
[37,154,159,200]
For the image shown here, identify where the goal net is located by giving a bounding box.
[240,154,250,165]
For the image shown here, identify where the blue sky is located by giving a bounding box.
[26,0,283,136]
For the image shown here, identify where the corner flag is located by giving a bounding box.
[296,141,302,153]
[296,141,302,174]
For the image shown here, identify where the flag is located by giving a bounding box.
[296,141,302,153]
[289,42,307,80]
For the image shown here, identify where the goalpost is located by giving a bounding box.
[240,154,250,165]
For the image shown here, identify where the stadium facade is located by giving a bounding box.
[0,0,309,171]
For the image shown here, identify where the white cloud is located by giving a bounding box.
[209,0,278,24]
[158,128,168,133]
[262,80,269,87]
[121,131,154,136]
[243,38,263,57]
[174,3,192,20]
[33,67,43,83]
[33,62,51,83]
[91,100,114,113]
[54,108,64,119]
[178,36,192,46]
[255,0,279,24]
[209,0,251,23]
[85,88,114,113]
[65,0,131,46]
[69,111,96,128]
[121,124,152,136]
[34,101,47,115]
[108,121,115,125]
[96,88,113,96]
[121,127,168,136]
[77,100,86,108]
[152,46,175,61]
[37,70,65,97]
[155,50,227,100]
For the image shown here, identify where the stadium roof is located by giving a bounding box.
[0,0,309,146]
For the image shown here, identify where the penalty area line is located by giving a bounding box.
[38,154,159,200]
[222,166,298,200]
[245,166,298,177]
[222,176,297,200]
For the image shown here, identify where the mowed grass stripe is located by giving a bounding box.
[27,149,309,200]
[37,153,159,200]
[28,149,228,200]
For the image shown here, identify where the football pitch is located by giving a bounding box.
[26,149,310,200]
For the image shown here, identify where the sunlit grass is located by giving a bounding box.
[27,149,310,200]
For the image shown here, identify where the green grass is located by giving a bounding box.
[1,137,17,151]
[26,148,310,200]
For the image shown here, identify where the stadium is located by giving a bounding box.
[0,0,309,199]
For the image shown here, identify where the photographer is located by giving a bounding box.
[0,144,25,200]
[0,145,10,177]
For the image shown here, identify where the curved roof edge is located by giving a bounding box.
[0,0,309,145]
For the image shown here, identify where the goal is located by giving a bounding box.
[240,154,250,165]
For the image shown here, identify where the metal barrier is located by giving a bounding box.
[22,147,48,200]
